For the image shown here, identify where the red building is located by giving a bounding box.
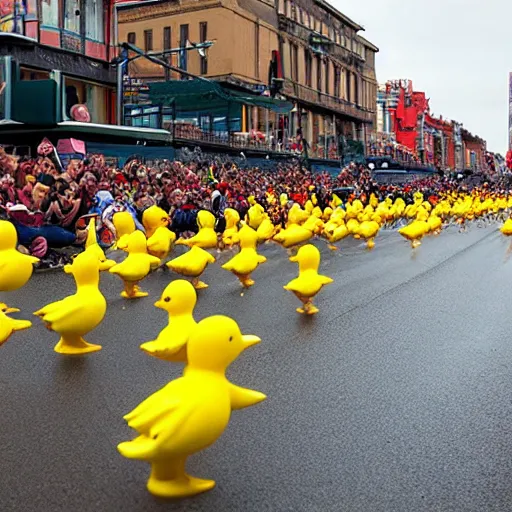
[378,79,487,172]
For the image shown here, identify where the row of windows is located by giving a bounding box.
[40,0,104,42]
[286,42,375,108]
[277,0,366,60]
[127,22,208,75]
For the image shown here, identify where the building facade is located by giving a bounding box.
[0,0,116,126]
[376,79,487,172]
[117,0,378,161]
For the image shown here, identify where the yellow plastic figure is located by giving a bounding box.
[118,315,266,498]
[34,250,106,355]
[112,211,136,251]
[109,231,161,298]
[256,216,275,243]
[147,226,176,261]
[0,310,31,346]
[222,224,266,287]
[175,211,218,249]
[0,220,39,312]
[246,203,265,230]
[284,244,333,315]
[142,205,171,239]
[166,246,215,290]
[222,208,240,246]
[140,280,197,362]
[501,218,512,236]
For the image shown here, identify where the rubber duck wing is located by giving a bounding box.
[8,317,32,331]
[147,255,162,266]
[318,274,334,285]
[229,383,267,410]
[119,395,193,461]
[39,296,84,324]
[34,299,66,318]
[140,329,189,362]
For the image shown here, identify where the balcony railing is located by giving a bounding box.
[169,122,342,160]
[283,79,374,123]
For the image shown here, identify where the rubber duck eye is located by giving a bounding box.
[228,336,233,342]
[164,297,171,302]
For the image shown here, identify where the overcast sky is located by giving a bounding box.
[337,0,511,153]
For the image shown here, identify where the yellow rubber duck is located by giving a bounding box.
[322,207,333,221]
[256,216,275,243]
[246,203,265,230]
[34,250,106,355]
[84,217,116,271]
[358,220,380,250]
[501,218,512,236]
[118,315,266,498]
[0,309,31,346]
[427,215,442,235]
[399,220,429,248]
[303,215,324,235]
[113,212,136,251]
[273,223,313,248]
[109,231,161,299]
[222,224,266,287]
[0,220,39,293]
[222,209,240,246]
[176,211,217,249]
[142,205,171,239]
[284,244,333,315]
[327,223,349,244]
[147,226,176,261]
[346,218,360,236]
[167,246,215,289]
[140,280,197,363]
[287,203,309,226]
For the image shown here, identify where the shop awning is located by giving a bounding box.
[148,79,293,114]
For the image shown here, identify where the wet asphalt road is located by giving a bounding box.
[2,224,512,512]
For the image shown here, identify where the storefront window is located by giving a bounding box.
[64,0,81,33]
[85,0,104,42]
[64,77,108,124]
[86,83,106,123]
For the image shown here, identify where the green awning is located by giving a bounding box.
[148,79,293,114]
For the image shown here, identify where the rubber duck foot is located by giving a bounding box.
[192,281,209,290]
[147,475,216,498]
[305,306,319,315]
[121,291,149,299]
[241,279,255,288]
[54,338,102,355]
[327,245,338,251]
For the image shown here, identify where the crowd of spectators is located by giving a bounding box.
[0,138,504,268]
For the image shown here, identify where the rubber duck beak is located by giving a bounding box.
[289,255,299,262]
[64,264,73,274]
[4,307,20,314]
[242,334,261,349]
[154,300,164,309]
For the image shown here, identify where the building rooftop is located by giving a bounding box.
[357,35,379,53]
[313,0,363,31]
